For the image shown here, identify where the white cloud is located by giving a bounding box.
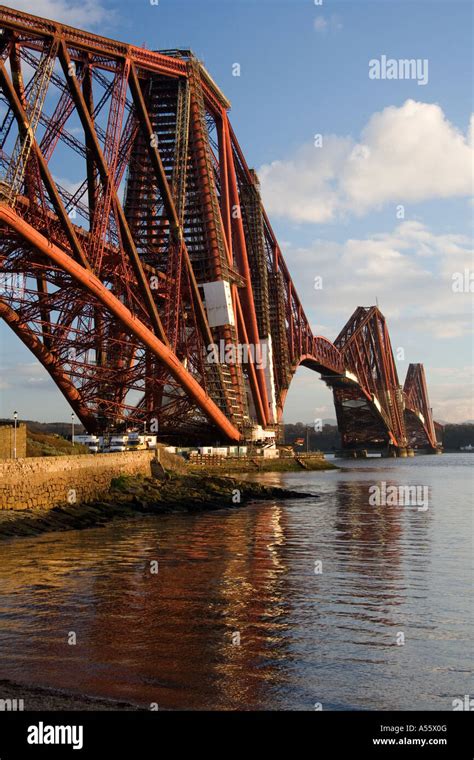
[314,16,328,32]
[431,366,473,380]
[53,176,84,195]
[344,103,473,213]
[5,362,48,382]
[429,366,474,422]
[259,101,474,223]
[7,0,113,29]
[280,220,472,420]
[258,136,351,224]
[313,15,342,33]
[427,374,474,423]
[289,221,472,334]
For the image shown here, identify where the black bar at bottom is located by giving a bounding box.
[0,710,472,758]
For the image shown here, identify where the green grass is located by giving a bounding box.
[110,475,132,491]
[26,430,89,457]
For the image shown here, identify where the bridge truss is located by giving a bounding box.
[0,5,438,451]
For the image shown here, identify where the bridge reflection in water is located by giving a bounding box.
[1,457,471,711]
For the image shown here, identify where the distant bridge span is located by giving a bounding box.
[0,6,438,452]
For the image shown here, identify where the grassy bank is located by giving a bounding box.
[26,430,89,457]
[188,455,337,474]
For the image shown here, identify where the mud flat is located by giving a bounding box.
[0,473,316,541]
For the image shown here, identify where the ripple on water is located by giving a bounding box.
[0,454,471,710]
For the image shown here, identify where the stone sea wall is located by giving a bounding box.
[0,451,155,510]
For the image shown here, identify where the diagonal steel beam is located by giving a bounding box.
[127,63,218,353]
[0,202,242,442]
[128,63,180,238]
[57,40,168,345]
[0,297,98,431]
[0,58,91,270]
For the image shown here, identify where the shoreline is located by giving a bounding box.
[0,472,317,541]
[0,470,320,708]
[0,679,142,712]
[187,456,336,474]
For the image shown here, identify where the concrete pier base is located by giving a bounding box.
[336,449,368,459]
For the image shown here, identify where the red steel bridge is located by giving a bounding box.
[0,6,439,452]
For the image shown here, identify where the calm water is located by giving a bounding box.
[0,454,472,710]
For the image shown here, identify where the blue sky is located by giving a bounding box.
[0,0,472,424]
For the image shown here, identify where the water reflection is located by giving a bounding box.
[0,455,471,710]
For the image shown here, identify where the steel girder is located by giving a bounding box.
[330,306,407,450]
[403,363,438,450]
[0,5,437,447]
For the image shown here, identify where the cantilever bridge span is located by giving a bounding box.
[0,6,438,451]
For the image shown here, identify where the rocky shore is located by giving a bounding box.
[0,472,315,541]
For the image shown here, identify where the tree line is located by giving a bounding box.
[283,422,474,451]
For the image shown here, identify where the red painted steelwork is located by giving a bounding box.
[0,203,241,441]
[0,5,438,449]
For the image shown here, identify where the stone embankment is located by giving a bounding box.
[0,447,191,512]
[0,462,315,540]
[0,447,332,514]
[0,450,157,511]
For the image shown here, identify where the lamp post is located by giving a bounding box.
[13,410,17,459]
[71,412,75,447]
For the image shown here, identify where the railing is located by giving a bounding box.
[188,455,254,467]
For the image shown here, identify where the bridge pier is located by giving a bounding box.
[335,448,418,459]
[335,449,368,459]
